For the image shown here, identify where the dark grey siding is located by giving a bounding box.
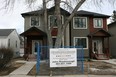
[70,17,90,58]
[109,24,116,58]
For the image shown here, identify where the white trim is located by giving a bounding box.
[73,37,88,49]
[93,18,103,28]
[48,15,64,28]
[73,17,87,29]
[30,16,40,27]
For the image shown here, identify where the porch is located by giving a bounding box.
[88,29,111,60]
[20,27,47,60]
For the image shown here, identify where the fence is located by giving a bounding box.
[36,46,84,75]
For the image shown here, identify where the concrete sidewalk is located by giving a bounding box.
[10,61,36,75]
[1,75,116,77]
[102,59,116,65]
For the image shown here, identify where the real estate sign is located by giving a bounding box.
[50,48,77,67]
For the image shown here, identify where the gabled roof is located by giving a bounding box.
[21,6,110,18]
[20,27,47,36]
[21,6,70,17]
[88,29,111,37]
[0,29,15,36]
[75,10,110,18]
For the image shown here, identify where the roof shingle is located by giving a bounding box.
[0,29,15,36]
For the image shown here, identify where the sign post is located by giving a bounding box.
[36,44,40,74]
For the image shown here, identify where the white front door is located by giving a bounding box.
[92,40,103,54]
[32,40,41,54]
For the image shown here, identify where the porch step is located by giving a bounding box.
[93,53,109,60]
[28,54,37,61]
[97,55,109,60]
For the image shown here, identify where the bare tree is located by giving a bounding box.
[1,0,116,47]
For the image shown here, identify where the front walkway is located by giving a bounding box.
[9,61,36,76]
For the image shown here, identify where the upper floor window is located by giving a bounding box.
[48,15,63,27]
[31,16,39,26]
[94,18,103,28]
[74,37,88,49]
[73,17,87,29]
[8,39,10,47]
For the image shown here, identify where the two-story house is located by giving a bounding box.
[20,6,111,60]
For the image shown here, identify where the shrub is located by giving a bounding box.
[0,47,13,68]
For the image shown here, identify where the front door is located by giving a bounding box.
[32,40,42,55]
[92,40,103,54]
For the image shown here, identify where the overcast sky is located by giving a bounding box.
[0,0,116,33]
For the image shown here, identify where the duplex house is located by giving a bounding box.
[20,7,111,60]
[108,21,116,58]
[0,29,20,57]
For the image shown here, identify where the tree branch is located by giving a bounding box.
[63,0,86,31]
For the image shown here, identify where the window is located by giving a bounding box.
[31,16,39,26]
[94,18,103,28]
[16,41,17,48]
[48,15,63,27]
[8,39,10,47]
[73,17,87,29]
[74,37,88,49]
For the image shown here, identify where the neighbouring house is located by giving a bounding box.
[108,21,116,58]
[20,6,111,60]
[0,29,20,57]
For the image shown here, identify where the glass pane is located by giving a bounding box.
[49,15,63,27]
[75,38,86,48]
[94,19,102,27]
[31,17,39,26]
[74,18,86,28]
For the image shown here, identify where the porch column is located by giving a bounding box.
[89,36,93,59]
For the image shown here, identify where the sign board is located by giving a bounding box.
[50,48,77,67]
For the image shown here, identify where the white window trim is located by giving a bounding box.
[93,18,103,28]
[73,17,87,29]
[48,15,64,28]
[30,16,40,27]
[74,37,88,49]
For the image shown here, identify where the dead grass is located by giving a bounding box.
[0,57,24,76]
[28,61,116,76]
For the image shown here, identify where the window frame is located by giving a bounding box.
[30,16,40,27]
[8,39,10,47]
[74,37,88,49]
[48,15,64,28]
[93,18,103,28]
[73,17,87,29]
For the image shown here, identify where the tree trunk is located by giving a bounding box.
[54,0,62,47]
[43,0,53,47]
[54,0,86,48]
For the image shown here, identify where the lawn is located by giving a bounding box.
[28,61,116,76]
[0,57,24,76]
